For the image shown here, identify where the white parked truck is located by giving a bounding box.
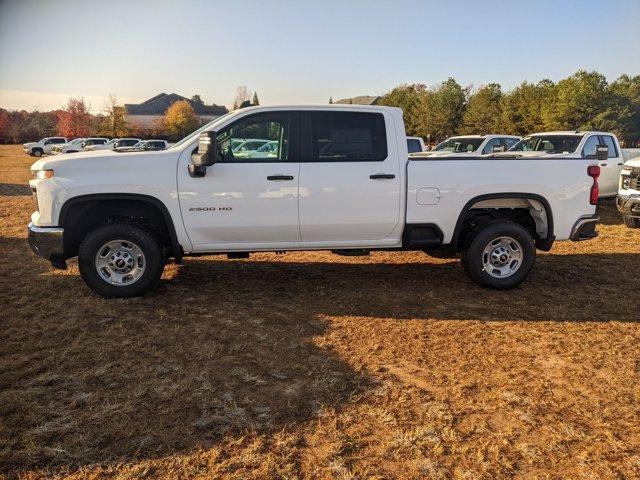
[28,105,602,297]
[507,131,625,198]
[84,138,141,151]
[23,137,67,156]
[617,158,640,227]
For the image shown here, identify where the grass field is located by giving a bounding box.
[1,144,639,479]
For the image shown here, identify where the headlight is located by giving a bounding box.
[34,169,54,179]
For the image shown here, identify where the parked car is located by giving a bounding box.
[23,137,67,157]
[85,138,141,151]
[410,134,521,157]
[58,138,109,154]
[617,159,640,227]
[116,140,169,151]
[51,138,85,155]
[506,131,625,198]
[407,136,426,154]
[28,105,601,297]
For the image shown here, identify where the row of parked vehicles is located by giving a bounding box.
[406,131,628,199]
[22,137,169,157]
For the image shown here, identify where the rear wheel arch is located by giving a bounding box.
[452,193,554,251]
[59,194,182,260]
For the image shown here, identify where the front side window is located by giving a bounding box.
[53,138,66,144]
[601,135,618,158]
[435,137,483,153]
[217,112,289,162]
[582,135,600,158]
[308,111,387,161]
[482,138,502,154]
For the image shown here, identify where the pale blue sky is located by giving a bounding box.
[0,0,638,111]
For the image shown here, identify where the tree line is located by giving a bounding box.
[379,70,640,147]
[0,86,261,143]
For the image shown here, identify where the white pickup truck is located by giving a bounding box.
[27,105,602,297]
[617,159,640,227]
[506,131,625,198]
[23,137,67,156]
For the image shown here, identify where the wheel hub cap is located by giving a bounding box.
[95,240,146,286]
[482,236,523,278]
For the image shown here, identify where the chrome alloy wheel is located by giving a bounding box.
[481,236,523,278]
[95,239,146,286]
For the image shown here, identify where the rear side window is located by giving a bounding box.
[407,138,422,153]
[307,112,387,161]
[96,139,107,145]
[600,135,618,158]
[53,138,66,144]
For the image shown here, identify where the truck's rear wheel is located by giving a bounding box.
[78,223,164,298]
[461,221,535,290]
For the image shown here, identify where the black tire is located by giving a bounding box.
[66,150,78,154]
[32,148,43,157]
[461,221,536,290]
[78,223,164,298]
[623,215,640,228]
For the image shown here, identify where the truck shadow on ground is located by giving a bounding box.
[1,234,639,476]
[0,183,31,196]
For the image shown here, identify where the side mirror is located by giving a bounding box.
[189,131,218,177]
[491,145,506,153]
[595,145,608,161]
[81,142,87,148]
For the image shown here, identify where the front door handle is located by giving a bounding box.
[370,174,395,180]
[267,175,294,181]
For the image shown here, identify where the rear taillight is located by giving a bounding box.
[587,165,600,205]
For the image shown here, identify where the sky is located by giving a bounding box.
[0,0,639,112]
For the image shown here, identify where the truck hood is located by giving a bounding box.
[30,149,176,176]
[625,157,640,168]
[23,142,37,147]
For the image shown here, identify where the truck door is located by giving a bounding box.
[298,110,401,244]
[177,110,301,250]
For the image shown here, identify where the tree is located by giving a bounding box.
[56,97,93,138]
[595,75,640,146]
[252,92,260,106]
[234,86,251,109]
[379,84,427,137]
[5,111,30,143]
[163,100,200,140]
[419,78,466,141]
[501,80,555,136]
[542,70,608,131]
[190,94,204,104]
[461,83,503,134]
[99,95,129,137]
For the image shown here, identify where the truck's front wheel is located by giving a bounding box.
[78,223,164,298]
[461,221,535,290]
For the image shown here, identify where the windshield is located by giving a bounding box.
[435,137,484,152]
[510,135,583,153]
[69,138,83,144]
[106,139,118,146]
[169,111,236,150]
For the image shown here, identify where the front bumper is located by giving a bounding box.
[617,194,640,227]
[570,215,599,241]
[27,222,66,269]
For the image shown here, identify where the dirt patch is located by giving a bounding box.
[1,145,639,479]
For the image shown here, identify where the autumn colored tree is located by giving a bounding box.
[57,97,93,138]
[163,100,200,140]
[98,95,129,137]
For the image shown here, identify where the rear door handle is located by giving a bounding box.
[369,174,395,180]
[267,175,294,181]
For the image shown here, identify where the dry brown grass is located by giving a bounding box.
[1,144,639,479]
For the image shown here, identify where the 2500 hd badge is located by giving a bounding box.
[188,206,232,212]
